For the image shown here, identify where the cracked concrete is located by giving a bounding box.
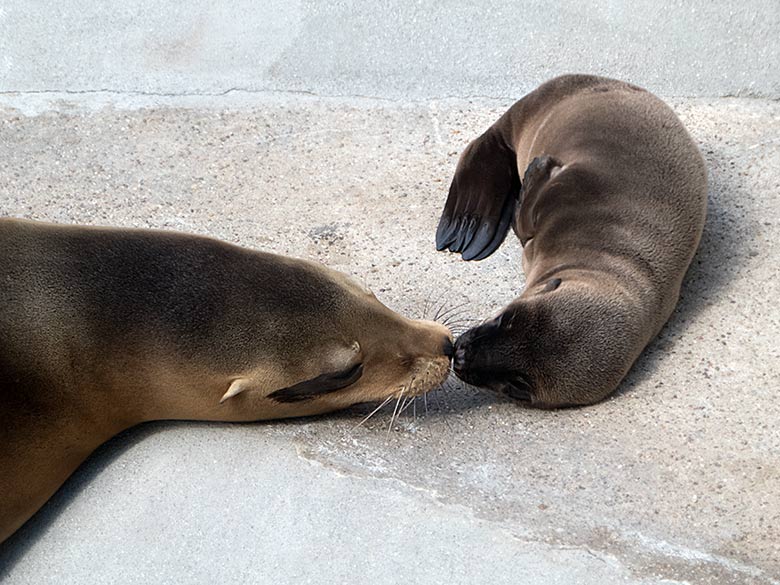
[0,93,778,584]
[0,425,684,585]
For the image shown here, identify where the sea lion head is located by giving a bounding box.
[214,258,453,419]
[450,279,634,408]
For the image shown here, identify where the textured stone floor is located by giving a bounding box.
[0,93,778,584]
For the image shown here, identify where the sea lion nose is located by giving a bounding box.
[452,338,467,373]
[442,337,454,358]
[454,348,467,371]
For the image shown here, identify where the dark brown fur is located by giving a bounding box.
[436,75,707,407]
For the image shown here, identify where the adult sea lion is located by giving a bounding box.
[0,218,452,543]
[435,74,707,407]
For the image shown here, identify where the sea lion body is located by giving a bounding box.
[436,75,707,407]
[0,218,452,542]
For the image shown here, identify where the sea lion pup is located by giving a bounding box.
[0,218,452,543]
[435,74,707,407]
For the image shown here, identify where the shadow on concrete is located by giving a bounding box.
[0,419,240,575]
[615,142,753,399]
[0,383,500,575]
[331,378,509,424]
[0,387,501,573]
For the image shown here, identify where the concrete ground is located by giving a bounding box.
[1,2,779,584]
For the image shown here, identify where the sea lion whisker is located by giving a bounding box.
[387,390,405,438]
[442,318,474,329]
[422,288,442,320]
[431,388,454,430]
[397,397,409,417]
[440,305,472,320]
[436,302,471,323]
[442,379,457,395]
[428,288,451,320]
[431,387,444,412]
[421,296,431,320]
[353,395,395,430]
[432,290,463,322]
[441,311,474,326]
[440,299,470,312]
[424,288,451,320]
[398,395,418,418]
[442,312,473,322]
[441,307,470,320]
[399,395,410,416]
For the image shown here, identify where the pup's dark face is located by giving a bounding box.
[452,300,546,405]
[451,284,631,408]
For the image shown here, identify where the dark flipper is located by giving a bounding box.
[269,363,364,403]
[435,127,520,261]
[503,376,535,403]
[513,155,563,245]
[464,192,517,260]
[521,155,562,194]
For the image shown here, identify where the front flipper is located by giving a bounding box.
[514,154,564,245]
[435,127,520,261]
[220,341,364,405]
[221,363,364,405]
[268,363,364,403]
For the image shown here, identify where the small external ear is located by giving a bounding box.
[220,378,250,404]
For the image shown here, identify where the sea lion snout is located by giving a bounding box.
[417,319,454,355]
[401,318,452,355]
[452,318,517,390]
[442,337,454,358]
[452,308,543,404]
[401,319,454,395]
[411,326,453,362]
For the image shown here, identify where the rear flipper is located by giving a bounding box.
[435,127,520,261]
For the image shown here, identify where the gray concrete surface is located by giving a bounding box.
[0,93,778,584]
[0,0,779,99]
[1,1,779,584]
